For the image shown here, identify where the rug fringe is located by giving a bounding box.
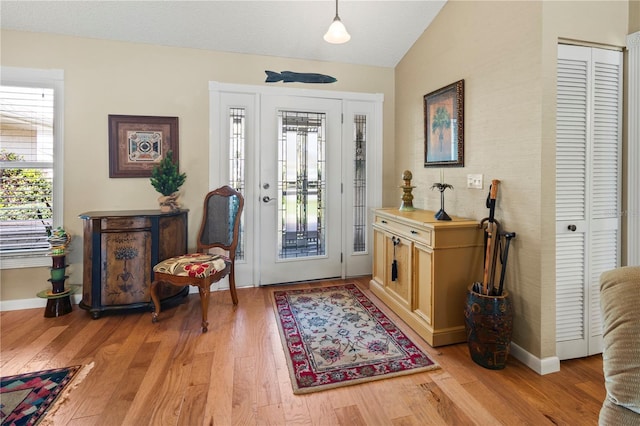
[39,362,95,425]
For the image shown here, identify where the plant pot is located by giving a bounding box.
[158,192,180,212]
[464,286,514,370]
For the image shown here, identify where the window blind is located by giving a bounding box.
[0,85,54,256]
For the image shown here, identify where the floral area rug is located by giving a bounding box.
[272,284,439,394]
[0,363,93,425]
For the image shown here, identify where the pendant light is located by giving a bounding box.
[323,0,350,44]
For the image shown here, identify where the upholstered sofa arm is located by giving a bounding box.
[599,266,640,425]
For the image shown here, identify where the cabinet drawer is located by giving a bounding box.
[374,216,432,247]
[101,217,151,230]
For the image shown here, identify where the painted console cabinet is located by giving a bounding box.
[370,208,483,346]
[79,209,189,318]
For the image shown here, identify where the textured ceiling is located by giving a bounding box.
[0,0,447,68]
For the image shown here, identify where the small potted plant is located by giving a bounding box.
[150,151,186,212]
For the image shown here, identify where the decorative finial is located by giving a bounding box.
[399,170,416,211]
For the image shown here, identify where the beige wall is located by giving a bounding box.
[0,30,395,301]
[395,0,629,360]
[630,0,640,32]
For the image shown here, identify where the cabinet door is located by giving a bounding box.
[412,242,433,326]
[372,227,386,286]
[101,230,151,305]
[159,213,187,260]
[384,233,412,310]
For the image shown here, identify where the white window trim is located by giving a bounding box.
[0,67,64,269]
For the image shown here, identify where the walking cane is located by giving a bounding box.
[496,232,516,296]
[482,180,500,295]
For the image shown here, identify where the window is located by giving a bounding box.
[0,67,64,269]
[353,114,367,253]
[228,107,246,260]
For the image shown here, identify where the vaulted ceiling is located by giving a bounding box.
[0,0,447,68]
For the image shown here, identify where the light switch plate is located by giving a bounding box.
[467,174,483,189]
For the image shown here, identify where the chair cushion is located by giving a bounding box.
[153,253,229,278]
[600,266,640,417]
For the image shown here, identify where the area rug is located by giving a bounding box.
[272,284,439,394]
[0,363,93,425]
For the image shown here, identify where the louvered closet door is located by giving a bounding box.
[556,44,622,360]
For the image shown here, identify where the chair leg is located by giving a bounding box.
[229,265,238,305]
[150,280,161,323]
[198,285,210,332]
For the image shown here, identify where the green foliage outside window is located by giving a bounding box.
[0,150,52,221]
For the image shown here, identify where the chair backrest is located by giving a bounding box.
[196,186,244,259]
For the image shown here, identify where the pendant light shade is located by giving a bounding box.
[324,0,350,44]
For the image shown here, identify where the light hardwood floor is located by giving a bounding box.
[1,276,604,425]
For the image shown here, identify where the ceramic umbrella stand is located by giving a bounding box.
[464,180,517,370]
[464,288,514,369]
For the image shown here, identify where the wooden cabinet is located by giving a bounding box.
[79,210,189,318]
[370,208,483,346]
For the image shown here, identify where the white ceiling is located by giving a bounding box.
[0,0,447,68]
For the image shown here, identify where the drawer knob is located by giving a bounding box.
[411,230,418,234]
[381,220,388,224]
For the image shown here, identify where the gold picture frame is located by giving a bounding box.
[424,80,464,167]
[108,115,179,178]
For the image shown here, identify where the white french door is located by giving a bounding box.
[258,95,342,284]
[209,82,383,288]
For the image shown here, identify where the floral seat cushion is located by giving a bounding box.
[153,253,229,278]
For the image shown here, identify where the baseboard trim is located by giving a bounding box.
[0,293,83,311]
[0,285,250,310]
[510,341,560,375]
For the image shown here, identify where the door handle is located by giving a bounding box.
[262,196,275,203]
[567,224,577,232]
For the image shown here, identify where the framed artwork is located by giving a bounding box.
[424,80,464,167]
[108,115,179,178]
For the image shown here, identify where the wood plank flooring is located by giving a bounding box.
[0,277,605,425]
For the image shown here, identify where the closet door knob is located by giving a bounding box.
[567,224,577,232]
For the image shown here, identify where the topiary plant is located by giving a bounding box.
[150,151,186,196]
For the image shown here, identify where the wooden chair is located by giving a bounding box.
[150,185,244,332]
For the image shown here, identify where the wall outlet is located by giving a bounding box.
[467,174,483,189]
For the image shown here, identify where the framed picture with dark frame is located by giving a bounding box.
[424,79,464,167]
[108,115,179,178]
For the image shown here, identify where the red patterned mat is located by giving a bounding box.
[272,284,440,394]
[1,364,90,425]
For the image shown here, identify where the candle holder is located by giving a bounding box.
[399,170,416,211]
[431,182,454,221]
